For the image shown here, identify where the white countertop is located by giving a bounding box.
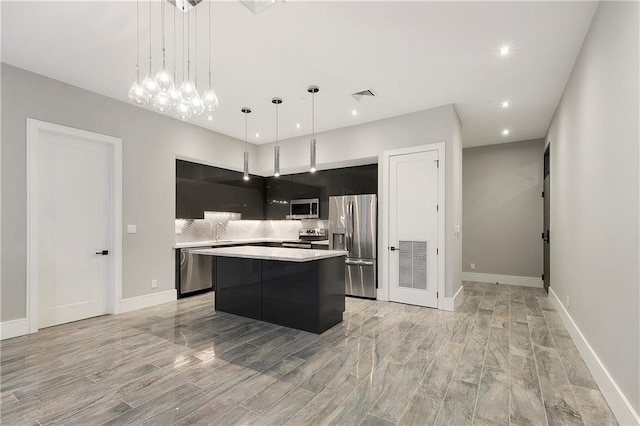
[189,246,348,262]
[174,238,300,249]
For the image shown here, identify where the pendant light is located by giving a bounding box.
[152,0,174,113]
[176,9,192,120]
[128,0,148,105]
[242,107,252,181]
[190,6,205,116]
[202,0,219,116]
[179,8,197,103]
[308,85,319,173]
[168,5,182,108]
[141,0,159,98]
[272,97,282,177]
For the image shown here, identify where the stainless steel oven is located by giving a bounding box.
[290,198,319,219]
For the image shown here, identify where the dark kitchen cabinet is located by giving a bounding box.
[176,160,377,220]
[176,160,205,180]
[176,179,192,218]
[264,176,292,220]
[344,164,378,195]
[290,173,321,200]
[176,160,264,219]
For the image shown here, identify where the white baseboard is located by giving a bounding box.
[549,288,640,426]
[440,285,464,312]
[462,272,543,288]
[1,317,29,340]
[120,289,177,313]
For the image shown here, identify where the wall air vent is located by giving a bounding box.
[352,89,378,101]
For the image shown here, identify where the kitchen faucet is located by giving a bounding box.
[214,222,226,241]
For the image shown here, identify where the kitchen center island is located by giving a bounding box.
[190,246,347,334]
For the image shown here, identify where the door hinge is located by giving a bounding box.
[436,204,439,211]
[542,274,545,280]
[437,291,439,298]
[435,160,440,168]
[436,248,439,255]
[542,191,545,197]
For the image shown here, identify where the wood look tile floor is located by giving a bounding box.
[0,282,617,425]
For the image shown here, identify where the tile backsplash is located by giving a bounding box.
[175,212,328,244]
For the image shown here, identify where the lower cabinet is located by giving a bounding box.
[214,256,345,333]
[215,257,262,320]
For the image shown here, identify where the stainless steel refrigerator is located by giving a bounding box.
[329,194,377,298]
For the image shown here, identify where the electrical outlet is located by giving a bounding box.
[152,279,158,289]
[470,263,476,270]
[566,295,570,309]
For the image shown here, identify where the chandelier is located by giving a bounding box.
[129,0,219,120]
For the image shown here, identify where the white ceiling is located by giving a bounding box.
[1,1,597,147]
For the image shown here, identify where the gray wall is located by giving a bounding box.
[545,1,639,416]
[462,139,543,277]
[255,104,463,297]
[1,63,258,321]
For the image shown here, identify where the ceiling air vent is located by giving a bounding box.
[352,89,378,101]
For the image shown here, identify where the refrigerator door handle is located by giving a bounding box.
[347,201,354,253]
[345,259,375,266]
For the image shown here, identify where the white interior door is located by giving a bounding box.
[36,128,112,328]
[388,149,439,308]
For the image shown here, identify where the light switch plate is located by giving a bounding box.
[127,225,137,234]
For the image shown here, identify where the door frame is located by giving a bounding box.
[379,143,445,308]
[27,119,122,333]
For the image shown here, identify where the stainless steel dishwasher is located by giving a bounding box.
[178,248,213,298]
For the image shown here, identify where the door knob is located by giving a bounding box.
[390,246,398,251]
[96,250,109,255]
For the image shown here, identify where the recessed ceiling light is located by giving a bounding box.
[351,110,358,116]
[296,123,301,129]
[207,115,213,121]
[255,133,260,138]
[499,45,510,56]
[501,101,510,108]
[502,129,510,136]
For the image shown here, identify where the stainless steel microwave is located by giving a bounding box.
[290,198,319,219]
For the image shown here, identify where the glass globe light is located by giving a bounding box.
[141,74,159,99]
[176,101,192,121]
[191,95,205,116]
[153,92,172,114]
[179,80,197,103]
[128,81,148,105]
[154,69,174,94]
[169,86,182,108]
[202,88,219,112]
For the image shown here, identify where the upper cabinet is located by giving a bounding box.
[176,160,377,220]
[176,160,264,220]
[290,172,321,200]
[344,164,378,195]
[264,176,292,220]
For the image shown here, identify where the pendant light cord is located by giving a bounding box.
[194,7,198,88]
[182,8,185,81]
[148,0,152,74]
[187,7,190,80]
[245,112,248,153]
[208,0,212,88]
[312,91,315,138]
[173,5,176,80]
[161,0,165,69]
[276,103,279,147]
[136,0,140,82]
